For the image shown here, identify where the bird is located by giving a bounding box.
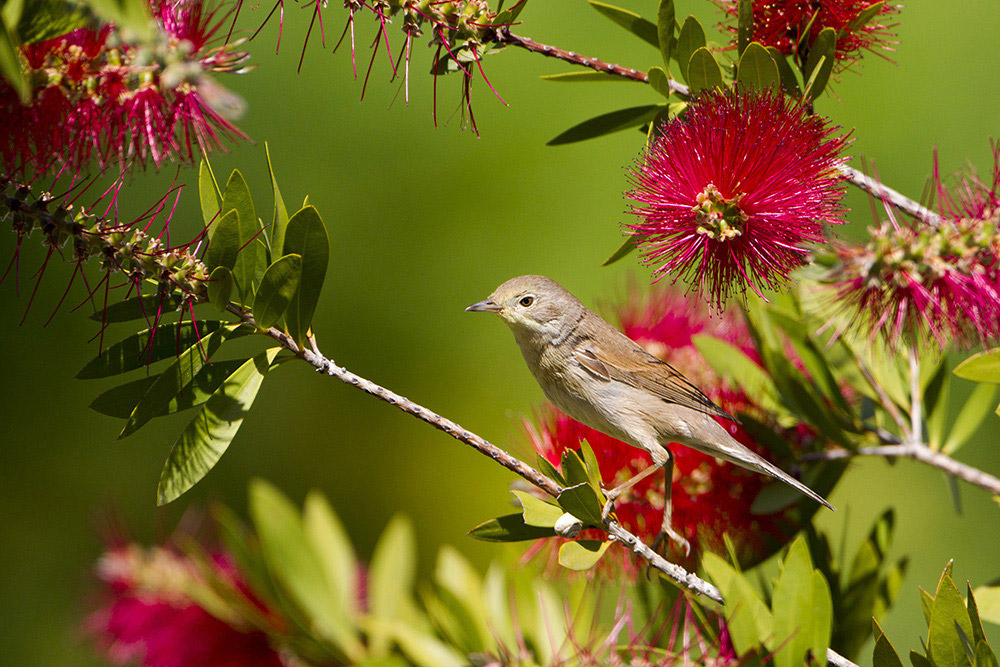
[466,275,833,554]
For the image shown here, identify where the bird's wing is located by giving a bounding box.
[574,345,738,423]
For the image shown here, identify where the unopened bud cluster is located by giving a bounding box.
[693,184,747,241]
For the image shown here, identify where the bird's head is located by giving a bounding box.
[466,275,584,346]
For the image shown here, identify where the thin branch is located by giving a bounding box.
[225,304,724,599]
[494,29,941,228]
[805,441,1000,496]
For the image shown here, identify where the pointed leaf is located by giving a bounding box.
[207,266,234,311]
[252,254,303,331]
[967,584,987,644]
[557,482,605,527]
[222,170,267,296]
[912,651,934,667]
[954,348,1000,382]
[656,0,674,70]
[14,0,88,45]
[247,479,362,659]
[773,537,832,667]
[803,28,836,100]
[199,160,220,232]
[647,66,672,98]
[539,71,638,83]
[120,325,241,437]
[156,349,280,505]
[971,586,1000,626]
[369,515,419,656]
[304,491,360,620]
[766,47,801,95]
[0,14,29,103]
[942,382,998,454]
[512,491,563,527]
[925,357,951,449]
[558,540,611,570]
[588,1,658,48]
[737,42,780,91]
[874,630,905,667]
[737,0,753,55]
[548,105,663,145]
[265,143,290,259]
[703,553,773,653]
[692,334,779,408]
[976,643,999,667]
[88,294,183,323]
[281,206,329,344]
[76,320,233,379]
[675,15,706,82]
[602,235,639,266]
[687,47,723,94]
[467,514,558,542]
[847,2,886,30]
[205,209,241,273]
[929,570,975,667]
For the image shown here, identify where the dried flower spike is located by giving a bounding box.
[628,88,849,307]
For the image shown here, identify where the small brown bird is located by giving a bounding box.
[467,275,833,553]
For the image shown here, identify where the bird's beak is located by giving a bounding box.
[465,299,501,313]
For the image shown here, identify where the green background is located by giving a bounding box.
[1,1,999,664]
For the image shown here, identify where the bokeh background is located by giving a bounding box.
[2,1,999,664]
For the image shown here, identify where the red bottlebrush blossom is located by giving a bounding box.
[525,285,814,570]
[87,545,287,667]
[820,146,1000,348]
[627,88,849,308]
[718,0,898,69]
[0,0,249,176]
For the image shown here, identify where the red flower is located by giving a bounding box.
[87,545,287,667]
[525,285,812,570]
[627,88,849,307]
[0,0,248,176]
[718,0,898,69]
[820,146,1000,348]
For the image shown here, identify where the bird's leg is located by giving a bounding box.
[652,450,690,557]
[600,463,660,521]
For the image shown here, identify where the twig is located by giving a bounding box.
[908,347,922,445]
[805,442,1000,496]
[494,30,941,228]
[225,304,723,599]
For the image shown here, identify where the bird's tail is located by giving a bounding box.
[689,429,835,511]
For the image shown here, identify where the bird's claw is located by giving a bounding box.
[600,486,622,522]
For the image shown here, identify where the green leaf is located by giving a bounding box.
[221,170,267,297]
[433,546,491,651]
[558,540,611,570]
[90,358,246,419]
[467,514,558,542]
[560,448,590,487]
[647,66,672,98]
[76,320,234,379]
[941,382,998,454]
[588,1,658,49]
[737,42,780,92]
[967,584,987,646]
[86,0,152,40]
[772,537,832,667]
[766,47,801,95]
[369,515,420,657]
[0,13,28,103]
[912,651,934,667]
[557,482,605,527]
[656,0,674,70]
[703,553,773,654]
[303,491,360,620]
[692,334,779,409]
[512,490,563,527]
[675,15,706,82]
[539,71,640,83]
[13,0,86,44]
[247,479,362,660]
[548,105,663,145]
[972,586,1000,626]
[205,210,241,273]
[976,643,1000,667]
[281,206,330,345]
[89,294,184,323]
[199,160,220,233]
[803,27,836,100]
[119,325,241,438]
[737,0,753,55]
[207,266,235,311]
[265,143,290,260]
[602,235,639,266]
[252,254,302,331]
[156,349,280,505]
[925,357,951,450]
[929,569,975,667]
[954,348,1000,383]
[874,627,905,667]
[687,47,723,94]
[847,2,886,30]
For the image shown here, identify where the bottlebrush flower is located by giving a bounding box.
[87,544,287,667]
[717,0,898,69]
[819,147,1000,348]
[0,0,249,177]
[525,284,814,571]
[627,88,849,308]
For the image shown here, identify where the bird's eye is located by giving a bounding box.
[519,295,535,307]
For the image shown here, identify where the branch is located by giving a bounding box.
[225,304,724,599]
[495,30,942,228]
[805,441,1000,496]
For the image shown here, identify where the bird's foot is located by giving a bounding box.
[652,527,691,559]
